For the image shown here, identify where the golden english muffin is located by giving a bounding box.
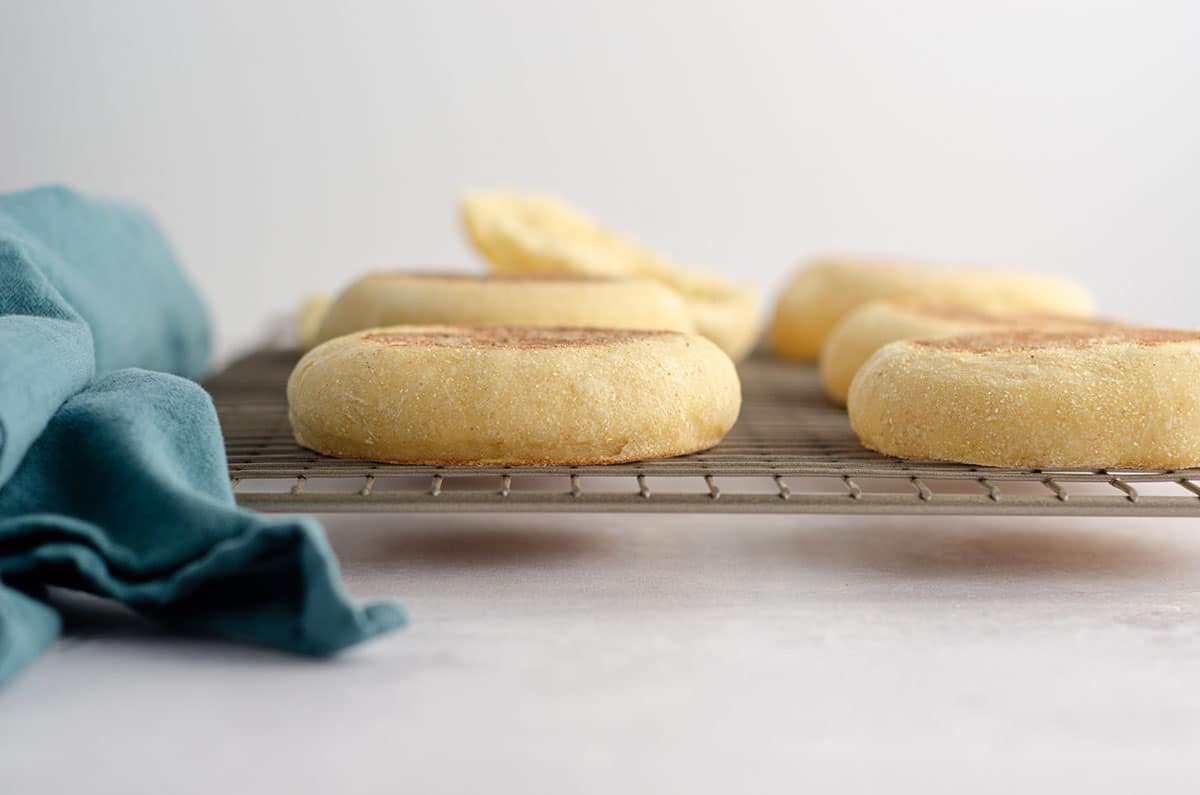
[848,327,1200,469]
[310,272,693,347]
[297,294,332,350]
[820,300,1111,404]
[770,257,1095,361]
[288,326,741,465]
[460,189,759,359]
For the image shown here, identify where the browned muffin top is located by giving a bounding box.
[914,327,1200,353]
[362,326,673,349]
[367,271,618,283]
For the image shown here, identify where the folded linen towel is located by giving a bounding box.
[0,186,403,684]
[0,185,209,483]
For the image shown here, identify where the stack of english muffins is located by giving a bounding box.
[289,190,752,466]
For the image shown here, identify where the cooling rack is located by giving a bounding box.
[207,349,1200,517]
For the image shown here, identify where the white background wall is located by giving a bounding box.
[3,0,1198,362]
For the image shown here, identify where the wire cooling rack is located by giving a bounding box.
[207,348,1200,516]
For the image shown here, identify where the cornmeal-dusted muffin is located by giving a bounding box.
[848,327,1200,469]
[820,300,1113,404]
[288,325,741,465]
[770,257,1094,361]
[310,272,693,347]
[461,189,759,360]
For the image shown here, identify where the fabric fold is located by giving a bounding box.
[0,186,403,684]
[0,370,404,658]
[0,232,95,485]
[0,185,211,379]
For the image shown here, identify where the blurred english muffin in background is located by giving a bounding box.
[288,326,741,466]
[847,326,1200,470]
[297,294,333,350]
[819,300,1114,404]
[309,272,693,348]
[461,188,759,360]
[769,256,1095,361]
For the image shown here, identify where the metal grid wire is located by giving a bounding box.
[207,349,1200,516]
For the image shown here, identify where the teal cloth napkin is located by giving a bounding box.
[0,186,404,684]
[0,186,210,484]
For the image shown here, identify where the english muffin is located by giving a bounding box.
[848,327,1200,469]
[310,272,693,347]
[297,294,332,349]
[461,189,759,359]
[820,300,1111,404]
[770,257,1094,361]
[288,325,741,465]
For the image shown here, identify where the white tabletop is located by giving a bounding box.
[4,512,1200,793]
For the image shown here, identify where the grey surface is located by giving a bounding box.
[4,512,1200,793]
